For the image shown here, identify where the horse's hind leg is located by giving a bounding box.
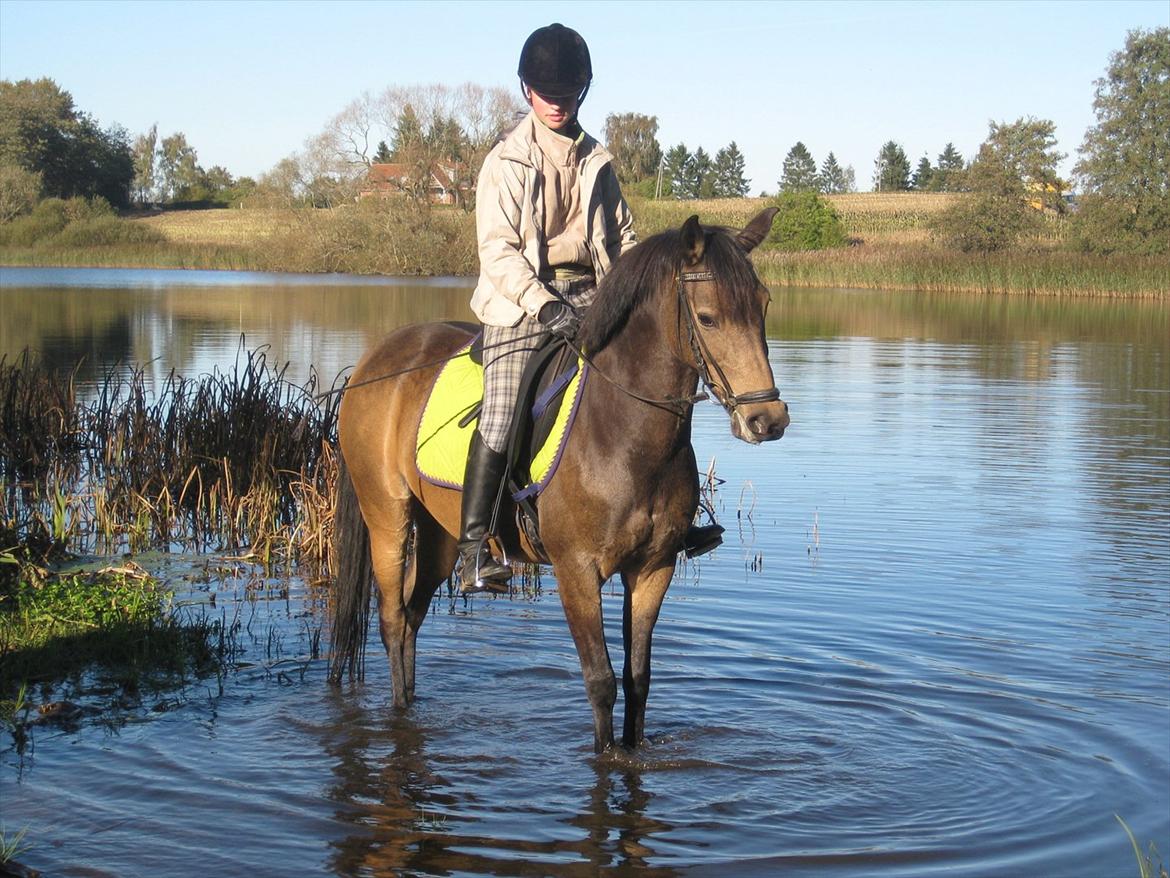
[366,496,415,708]
[620,563,675,748]
[400,502,458,703]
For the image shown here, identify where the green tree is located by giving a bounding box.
[968,117,1065,210]
[663,143,691,198]
[711,141,750,197]
[0,77,133,207]
[931,118,1060,252]
[373,140,392,163]
[158,132,201,201]
[874,141,911,191]
[692,146,714,198]
[780,141,818,191]
[389,104,425,161]
[131,124,157,205]
[818,152,849,193]
[765,190,847,250]
[0,163,41,221]
[1072,27,1170,255]
[931,189,1033,252]
[912,156,934,190]
[932,142,965,191]
[604,112,662,185]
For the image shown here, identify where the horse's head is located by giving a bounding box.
[678,208,789,443]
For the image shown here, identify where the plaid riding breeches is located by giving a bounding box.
[478,278,596,453]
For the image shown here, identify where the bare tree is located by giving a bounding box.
[273,82,523,210]
[372,83,523,207]
[324,90,379,169]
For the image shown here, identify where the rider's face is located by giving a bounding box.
[527,89,578,131]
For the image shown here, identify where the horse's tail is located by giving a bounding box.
[328,452,372,684]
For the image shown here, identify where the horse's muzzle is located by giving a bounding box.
[731,399,789,444]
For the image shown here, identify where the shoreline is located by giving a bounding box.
[2,195,1166,299]
[3,247,1165,299]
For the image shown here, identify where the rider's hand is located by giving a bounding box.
[538,301,581,340]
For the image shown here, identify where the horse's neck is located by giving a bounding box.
[591,306,698,439]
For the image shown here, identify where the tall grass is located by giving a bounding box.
[753,241,1169,297]
[0,346,342,573]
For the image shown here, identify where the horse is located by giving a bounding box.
[329,208,790,753]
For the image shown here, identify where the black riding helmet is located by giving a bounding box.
[518,23,592,103]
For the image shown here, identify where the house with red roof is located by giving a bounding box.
[361,162,467,205]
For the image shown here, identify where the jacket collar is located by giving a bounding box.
[498,110,613,170]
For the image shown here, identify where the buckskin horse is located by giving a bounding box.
[329,208,789,753]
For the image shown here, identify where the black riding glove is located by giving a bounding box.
[538,300,581,340]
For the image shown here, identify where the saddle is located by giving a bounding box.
[415,329,585,558]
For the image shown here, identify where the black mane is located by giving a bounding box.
[577,224,763,353]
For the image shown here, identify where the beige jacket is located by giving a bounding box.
[471,111,637,326]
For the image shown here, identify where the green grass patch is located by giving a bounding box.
[0,560,235,701]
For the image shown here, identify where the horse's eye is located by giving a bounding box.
[697,313,717,329]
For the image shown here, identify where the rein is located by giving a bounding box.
[316,268,780,421]
[312,329,550,402]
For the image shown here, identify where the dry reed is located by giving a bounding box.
[0,346,342,578]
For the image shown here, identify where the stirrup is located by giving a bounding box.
[458,543,512,595]
[683,523,724,559]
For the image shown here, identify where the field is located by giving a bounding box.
[1,194,1164,296]
[135,206,301,244]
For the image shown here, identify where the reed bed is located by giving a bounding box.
[753,242,1169,297]
[0,347,343,576]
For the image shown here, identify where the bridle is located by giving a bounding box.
[677,269,781,417]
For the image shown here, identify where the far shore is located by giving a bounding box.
[2,195,1166,299]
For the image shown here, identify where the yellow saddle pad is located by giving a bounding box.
[416,338,585,496]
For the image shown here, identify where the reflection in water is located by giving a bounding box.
[321,694,678,877]
[0,271,476,389]
[567,761,675,877]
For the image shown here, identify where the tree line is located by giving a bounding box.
[1,27,1165,256]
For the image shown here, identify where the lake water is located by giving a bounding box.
[1,266,1168,877]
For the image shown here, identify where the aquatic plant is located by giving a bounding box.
[1117,815,1169,878]
[0,824,31,865]
[0,347,340,704]
[0,345,342,569]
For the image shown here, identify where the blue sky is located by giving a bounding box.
[2,0,1167,193]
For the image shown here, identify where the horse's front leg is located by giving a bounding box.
[556,565,616,753]
[620,562,675,748]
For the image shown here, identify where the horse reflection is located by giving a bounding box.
[321,701,678,876]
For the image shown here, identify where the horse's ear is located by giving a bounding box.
[737,207,780,253]
[681,215,705,265]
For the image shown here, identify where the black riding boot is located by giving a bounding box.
[683,523,725,559]
[458,431,513,594]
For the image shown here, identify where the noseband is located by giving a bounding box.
[679,270,781,416]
